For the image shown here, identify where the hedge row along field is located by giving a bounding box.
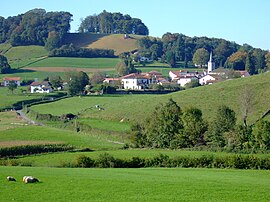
[0,144,74,157]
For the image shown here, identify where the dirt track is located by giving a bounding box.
[23,67,115,73]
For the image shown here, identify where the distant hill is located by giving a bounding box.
[63,33,143,55]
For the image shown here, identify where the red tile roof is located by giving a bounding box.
[4,77,21,81]
[30,81,50,86]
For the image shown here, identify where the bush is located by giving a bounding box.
[75,155,95,168]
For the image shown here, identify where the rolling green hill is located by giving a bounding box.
[30,72,270,125]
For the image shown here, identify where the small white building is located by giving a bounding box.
[121,73,150,90]
[178,76,199,87]
[199,74,219,85]
[103,78,120,85]
[30,81,53,93]
[3,77,21,86]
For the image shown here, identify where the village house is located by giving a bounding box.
[199,74,221,85]
[177,75,199,87]
[30,81,53,93]
[103,78,121,85]
[121,73,150,90]
[3,77,21,86]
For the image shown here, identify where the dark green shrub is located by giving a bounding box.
[96,153,116,168]
[75,155,95,168]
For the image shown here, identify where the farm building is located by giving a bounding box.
[3,77,21,86]
[30,81,53,93]
[121,73,150,90]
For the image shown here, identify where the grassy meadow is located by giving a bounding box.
[1,166,270,201]
[26,57,120,69]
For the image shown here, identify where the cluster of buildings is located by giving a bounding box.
[1,53,250,93]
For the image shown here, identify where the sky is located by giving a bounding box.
[2,0,270,50]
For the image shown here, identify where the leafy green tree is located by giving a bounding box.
[185,79,200,89]
[0,55,11,74]
[252,48,266,73]
[225,51,247,70]
[252,120,270,150]
[245,52,255,74]
[166,51,176,67]
[192,48,209,68]
[178,107,207,147]
[65,71,89,95]
[49,75,63,89]
[7,81,17,94]
[45,31,61,51]
[206,105,236,147]
[143,99,183,148]
[265,52,270,71]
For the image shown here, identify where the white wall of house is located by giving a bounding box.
[169,71,178,81]
[4,80,21,87]
[199,75,216,85]
[177,77,198,87]
[30,85,52,93]
[122,78,149,90]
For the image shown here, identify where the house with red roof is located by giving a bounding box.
[121,73,150,90]
[30,81,53,93]
[3,77,21,87]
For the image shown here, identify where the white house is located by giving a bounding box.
[30,81,53,93]
[199,74,220,85]
[3,77,21,86]
[121,73,150,90]
[103,78,120,85]
[177,76,199,87]
[169,70,204,81]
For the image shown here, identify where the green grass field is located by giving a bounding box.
[0,87,47,110]
[27,57,119,68]
[1,166,269,201]
[0,125,123,150]
[3,45,48,68]
[29,72,270,125]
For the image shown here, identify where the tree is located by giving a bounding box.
[116,60,129,76]
[178,107,207,147]
[165,51,176,67]
[265,52,270,70]
[192,48,209,68]
[185,79,200,89]
[0,55,11,74]
[7,81,17,94]
[252,120,270,150]
[90,72,106,85]
[245,52,255,75]
[239,87,254,127]
[49,75,63,89]
[45,31,61,51]
[65,71,89,95]
[206,105,236,147]
[225,51,247,70]
[143,99,183,148]
[252,48,266,73]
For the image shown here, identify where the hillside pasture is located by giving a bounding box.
[26,57,119,69]
[62,33,109,47]
[29,72,270,125]
[0,166,270,201]
[0,111,27,131]
[3,45,48,68]
[85,34,143,55]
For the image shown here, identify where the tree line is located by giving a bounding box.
[131,99,270,153]
[79,10,149,35]
[137,33,270,74]
[0,9,72,46]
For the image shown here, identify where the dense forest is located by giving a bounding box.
[0,9,72,46]
[136,33,269,74]
[79,10,149,35]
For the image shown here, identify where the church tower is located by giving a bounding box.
[208,52,215,74]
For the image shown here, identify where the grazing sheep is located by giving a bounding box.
[23,176,39,183]
[7,176,16,181]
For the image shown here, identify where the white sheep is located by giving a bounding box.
[7,176,16,181]
[23,176,39,183]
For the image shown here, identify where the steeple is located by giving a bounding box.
[208,51,215,74]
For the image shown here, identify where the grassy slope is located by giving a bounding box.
[30,72,270,125]
[4,45,48,68]
[1,166,270,201]
[0,87,47,110]
[84,34,143,55]
[27,57,119,68]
